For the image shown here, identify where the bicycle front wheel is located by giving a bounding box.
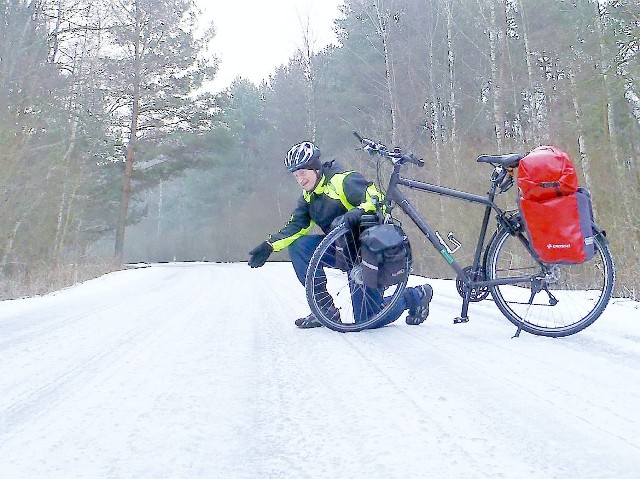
[305,223,409,332]
[486,226,615,337]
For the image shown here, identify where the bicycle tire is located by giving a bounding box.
[486,225,615,337]
[305,223,409,332]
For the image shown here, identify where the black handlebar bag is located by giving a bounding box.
[360,224,411,289]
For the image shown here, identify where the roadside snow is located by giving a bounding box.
[0,262,638,478]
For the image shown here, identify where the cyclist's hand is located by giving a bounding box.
[248,241,273,268]
[343,208,364,229]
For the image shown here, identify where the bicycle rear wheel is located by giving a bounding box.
[486,226,615,337]
[305,223,409,332]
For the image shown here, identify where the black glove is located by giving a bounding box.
[343,208,364,229]
[248,241,273,268]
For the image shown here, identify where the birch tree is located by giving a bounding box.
[372,0,398,143]
[444,0,458,157]
[298,12,318,140]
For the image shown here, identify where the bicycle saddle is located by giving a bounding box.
[476,153,523,168]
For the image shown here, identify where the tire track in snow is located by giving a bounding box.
[0,280,200,435]
[393,313,640,453]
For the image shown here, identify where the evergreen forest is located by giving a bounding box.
[1,0,638,299]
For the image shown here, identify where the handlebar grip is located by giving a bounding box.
[403,153,425,167]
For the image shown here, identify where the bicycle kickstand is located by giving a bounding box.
[454,287,471,324]
[512,326,523,338]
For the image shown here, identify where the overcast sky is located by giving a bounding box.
[199,0,344,92]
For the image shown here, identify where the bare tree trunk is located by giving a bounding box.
[157,180,163,241]
[568,66,591,189]
[58,180,82,258]
[1,220,23,271]
[444,0,457,161]
[54,117,79,255]
[517,0,544,146]
[1,190,43,270]
[595,6,617,150]
[299,14,317,140]
[54,6,92,256]
[425,3,440,167]
[488,0,503,150]
[595,8,626,182]
[114,0,141,263]
[373,0,397,143]
[594,2,638,246]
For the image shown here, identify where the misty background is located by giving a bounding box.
[1,0,638,299]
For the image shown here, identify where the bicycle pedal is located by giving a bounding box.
[453,316,469,324]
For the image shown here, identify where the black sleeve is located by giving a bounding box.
[343,172,382,211]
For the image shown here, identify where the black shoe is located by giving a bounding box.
[295,306,341,329]
[295,313,323,329]
[406,284,433,325]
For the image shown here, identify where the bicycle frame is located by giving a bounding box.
[384,162,538,321]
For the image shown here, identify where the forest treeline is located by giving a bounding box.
[1,0,638,298]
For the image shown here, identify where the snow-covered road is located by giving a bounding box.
[0,262,638,478]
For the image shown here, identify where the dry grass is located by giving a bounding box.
[0,258,122,301]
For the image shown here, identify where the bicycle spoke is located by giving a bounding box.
[487,227,614,337]
[305,223,409,332]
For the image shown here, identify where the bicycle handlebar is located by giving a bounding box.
[353,131,425,167]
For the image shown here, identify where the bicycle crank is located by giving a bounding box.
[456,266,490,302]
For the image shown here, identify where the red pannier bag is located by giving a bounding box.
[519,188,595,264]
[517,146,595,264]
[518,145,579,201]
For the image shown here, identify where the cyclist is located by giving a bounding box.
[248,141,433,329]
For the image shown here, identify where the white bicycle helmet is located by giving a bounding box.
[284,141,321,172]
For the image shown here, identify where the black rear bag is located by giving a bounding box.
[360,224,410,289]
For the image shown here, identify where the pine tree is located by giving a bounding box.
[102,0,216,262]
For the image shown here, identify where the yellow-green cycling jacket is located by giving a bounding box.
[269,160,384,252]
